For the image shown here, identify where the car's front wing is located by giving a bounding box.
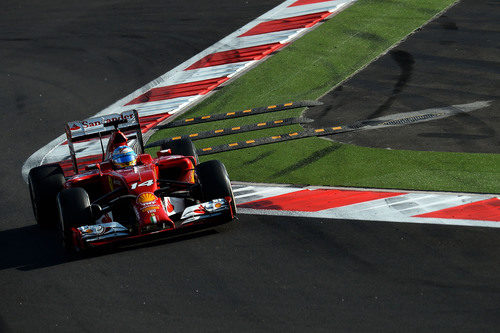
[71,198,234,250]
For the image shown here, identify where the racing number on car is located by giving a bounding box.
[130,179,154,189]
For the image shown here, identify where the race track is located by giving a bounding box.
[305,0,499,153]
[1,0,499,331]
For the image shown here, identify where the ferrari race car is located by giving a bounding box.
[28,110,236,252]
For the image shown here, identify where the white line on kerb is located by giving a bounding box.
[233,186,254,193]
[355,194,436,212]
[396,196,473,213]
[235,188,282,199]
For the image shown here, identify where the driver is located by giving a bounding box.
[111,145,137,168]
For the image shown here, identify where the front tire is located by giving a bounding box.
[57,188,92,251]
[195,160,236,218]
[28,164,65,229]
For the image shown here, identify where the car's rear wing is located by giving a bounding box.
[64,109,144,174]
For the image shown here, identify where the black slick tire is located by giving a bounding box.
[28,164,65,229]
[57,187,92,251]
[161,138,199,164]
[195,160,236,217]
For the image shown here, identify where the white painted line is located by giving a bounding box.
[164,63,251,85]
[214,31,300,52]
[268,1,350,20]
[235,188,284,199]
[396,196,473,212]
[233,186,255,193]
[131,96,194,110]
[355,194,436,212]
[234,186,302,203]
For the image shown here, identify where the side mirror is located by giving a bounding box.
[85,163,100,171]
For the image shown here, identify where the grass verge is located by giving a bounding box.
[148,0,500,193]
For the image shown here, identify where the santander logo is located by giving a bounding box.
[73,112,135,130]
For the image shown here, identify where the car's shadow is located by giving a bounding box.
[0,224,218,271]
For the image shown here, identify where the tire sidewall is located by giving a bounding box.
[195,160,236,215]
[28,164,65,229]
[57,187,92,250]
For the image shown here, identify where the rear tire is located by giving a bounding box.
[195,160,236,217]
[161,138,199,164]
[57,188,92,251]
[28,164,65,229]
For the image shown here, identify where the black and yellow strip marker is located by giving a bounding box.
[196,125,352,156]
[155,100,322,129]
[146,117,312,148]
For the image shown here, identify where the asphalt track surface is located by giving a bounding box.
[305,0,499,153]
[0,0,499,331]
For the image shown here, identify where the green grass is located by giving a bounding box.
[148,0,500,193]
[205,140,500,193]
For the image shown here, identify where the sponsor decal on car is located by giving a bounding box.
[136,192,159,211]
[180,198,229,225]
[71,113,135,131]
[69,123,81,131]
[77,222,129,242]
[83,225,105,235]
[67,110,138,139]
[165,197,174,213]
[140,205,160,213]
[194,205,207,215]
[130,179,154,189]
[137,192,156,204]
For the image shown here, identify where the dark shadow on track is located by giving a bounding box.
[0,316,9,333]
[0,224,220,271]
[0,225,67,271]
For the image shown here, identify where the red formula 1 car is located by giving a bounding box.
[28,110,236,252]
